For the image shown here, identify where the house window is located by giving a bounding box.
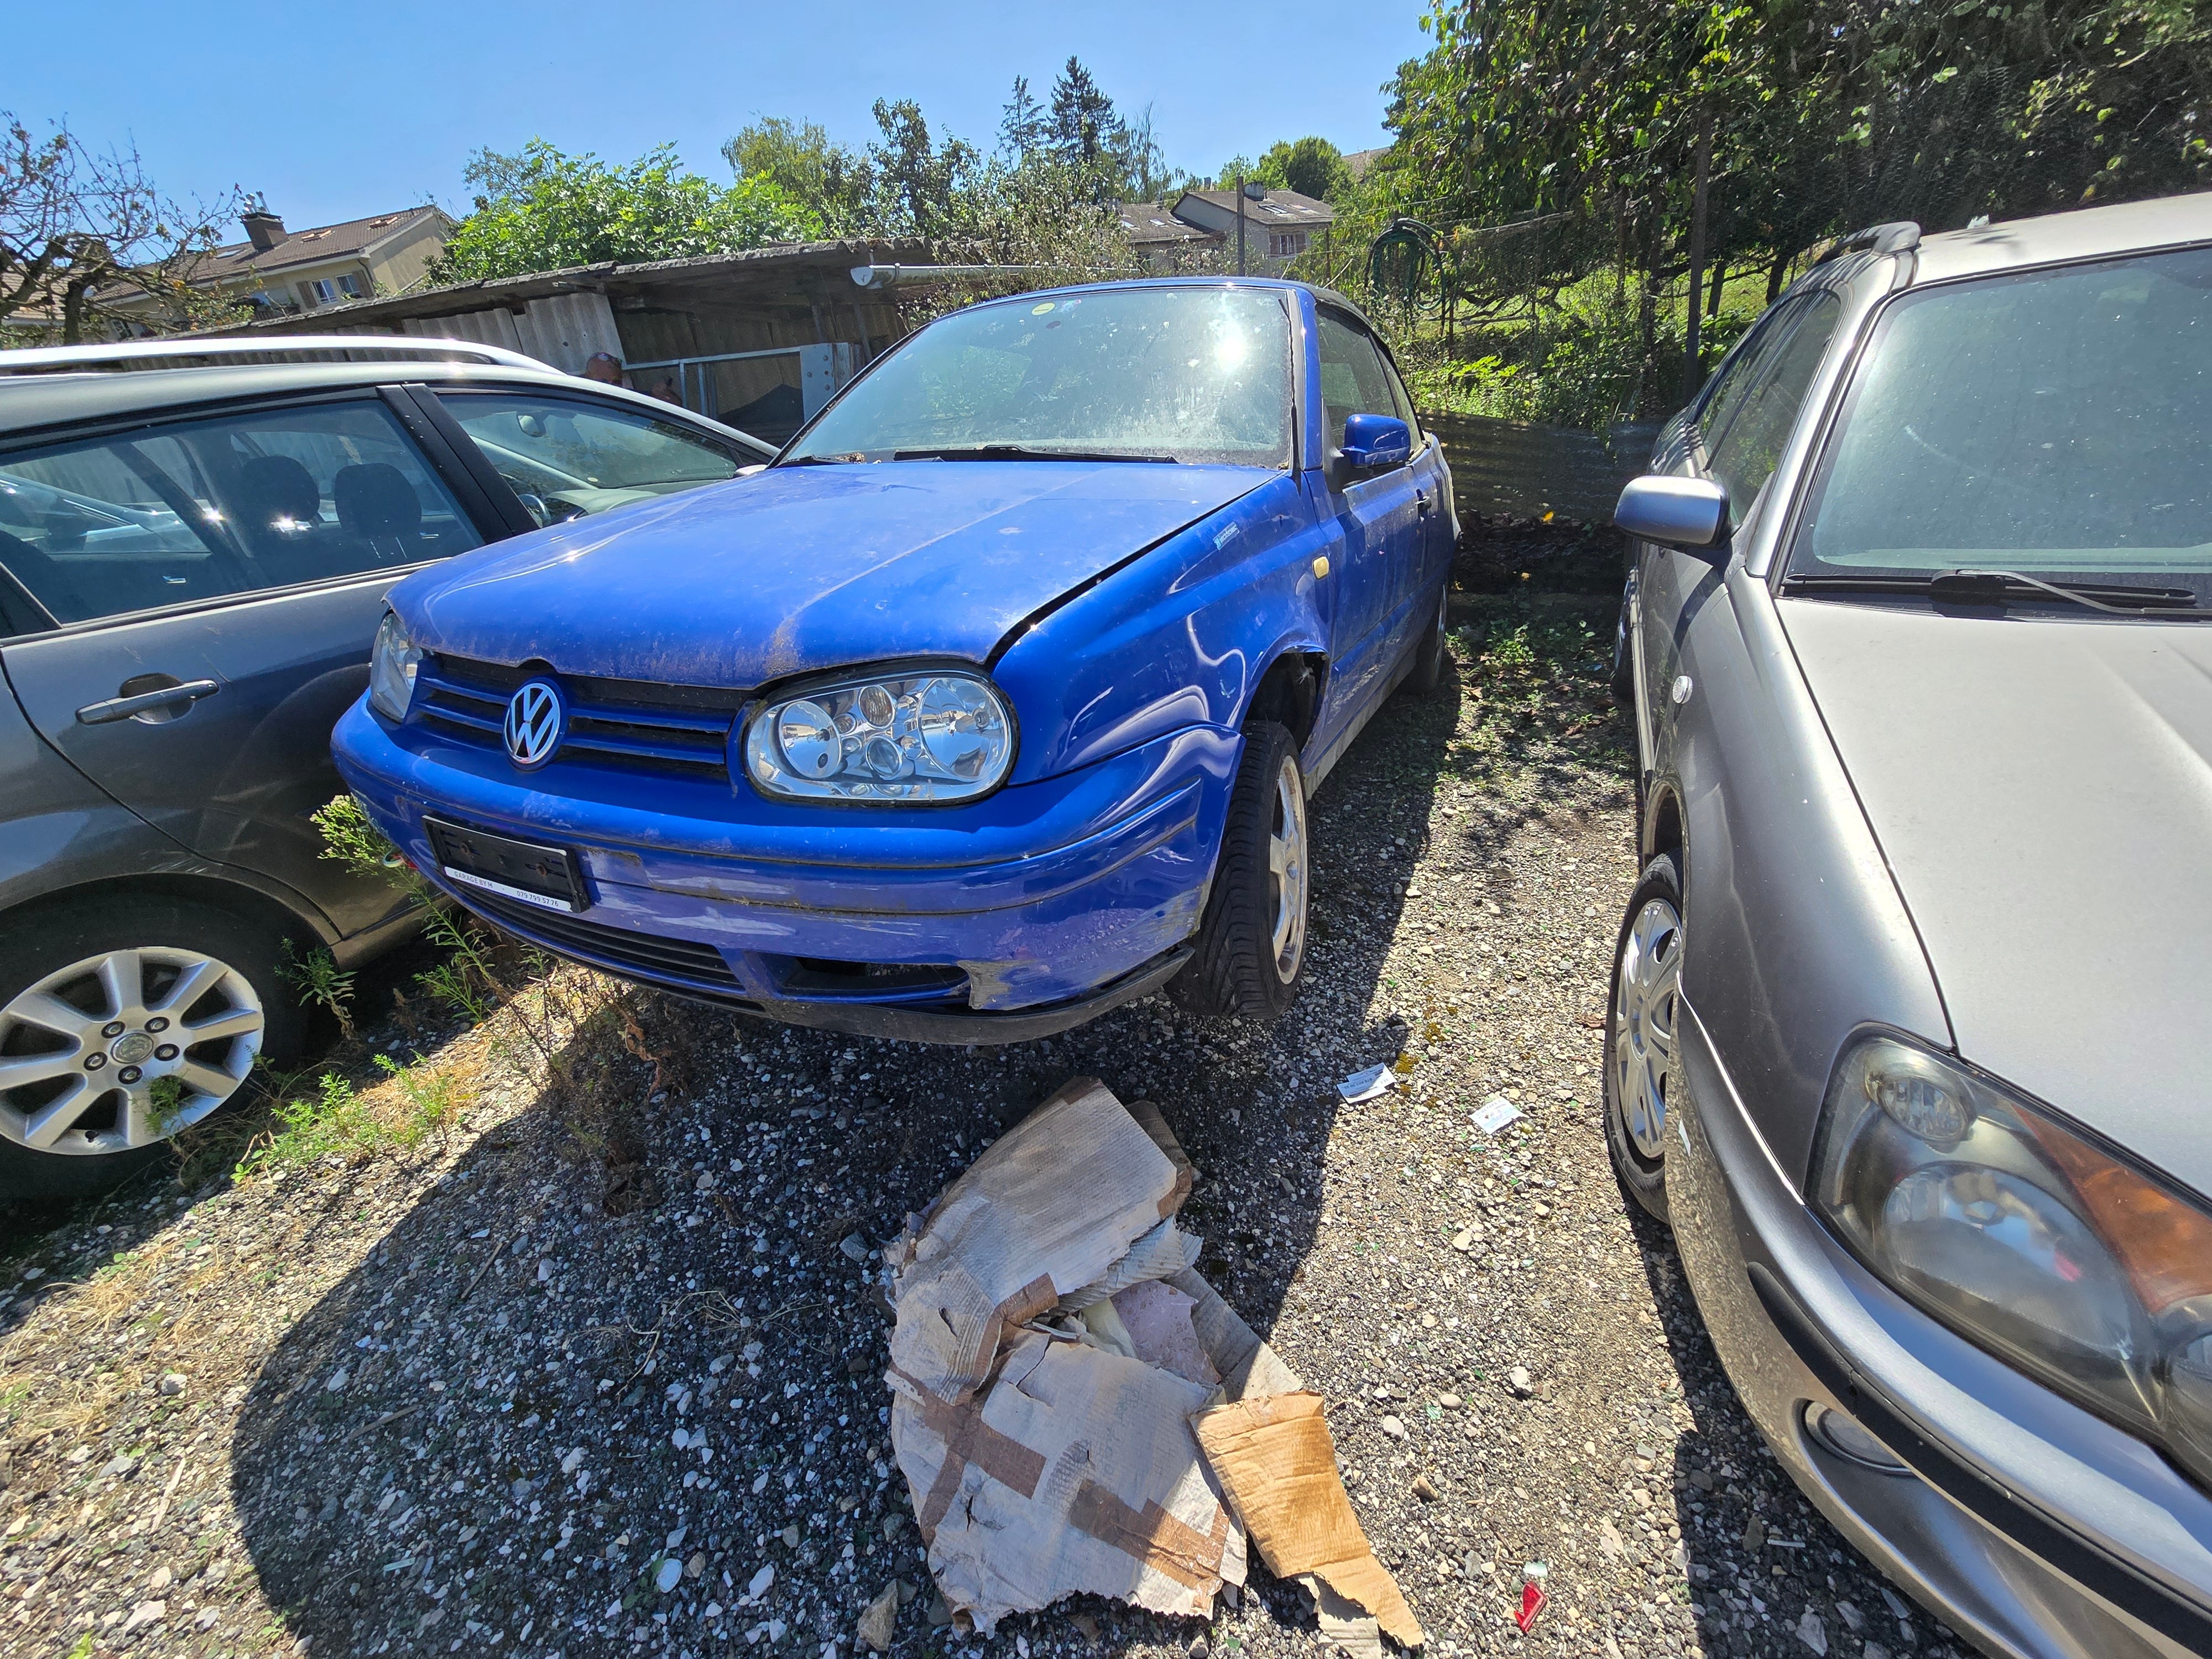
[1269,232,1309,259]
[302,274,363,306]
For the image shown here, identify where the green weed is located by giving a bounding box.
[233,1053,468,1179]
[277,941,357,1037]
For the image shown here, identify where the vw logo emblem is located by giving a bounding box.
[504,680,564,770]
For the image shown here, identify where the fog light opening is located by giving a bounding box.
[1804,1402,1909,1474]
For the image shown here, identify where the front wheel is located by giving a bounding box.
[1604,852,1682,1222]
[1171,721,1310,1019]
[0,896,304,1206]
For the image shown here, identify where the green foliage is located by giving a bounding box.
[310,793,413,888]
[1251,137,1355,203]
[721,118,870,231]
[234,1055,464,1178]
[276,940,356,1038]
[434,140,823,284]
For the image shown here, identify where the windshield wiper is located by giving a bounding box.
[1783,570,2212,618]
[890,444,1176,464]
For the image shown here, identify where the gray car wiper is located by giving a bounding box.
[890,444,1176,464]
[1783,570,2212,618]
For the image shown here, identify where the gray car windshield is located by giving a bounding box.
[784,286,1293,469]
[1789,246,2212,597]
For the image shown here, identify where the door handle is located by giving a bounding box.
[75,679,220,726]
[1416,489,1434,515]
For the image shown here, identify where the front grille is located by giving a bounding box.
[461,888,747,993]
[414,654,743,779]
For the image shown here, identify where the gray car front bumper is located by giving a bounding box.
[1668,998,2212,1659]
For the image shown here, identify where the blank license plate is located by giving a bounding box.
[424,817,586,914]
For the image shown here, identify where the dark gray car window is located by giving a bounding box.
[0,400,481,625]
[1790,246,2212,590]
[1705,292,1843,524]
[1317,311,1402,448]
[435,392,743,529]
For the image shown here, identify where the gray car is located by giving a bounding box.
[1606,191,2212,1657]
[0,341,770,1203]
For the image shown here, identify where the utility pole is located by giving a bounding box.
[1681,113,1713,406]
[1234,172,1247,276]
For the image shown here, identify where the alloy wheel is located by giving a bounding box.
[0,947,265,1155]
[1268,756,1309,980]
[1614,896,1682,1160]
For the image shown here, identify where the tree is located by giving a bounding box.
[862,100,983,239]
[999,77,1048,163]
[1254,137,1354,203]
[434,140,820,284]
[1,112,245,343]
[721,118,869,231]
[1048,57,1123,170]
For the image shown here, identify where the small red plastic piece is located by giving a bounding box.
[1515,1582,1547,1632]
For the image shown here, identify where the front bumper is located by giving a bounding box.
[332,698,1237,1041]
[1668,998,2212,1659]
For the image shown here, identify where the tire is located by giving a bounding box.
[1603,851,1682,1223]
[1170,721,1310,1019]
[1405,583,1450,696]
[0,896,304,1207]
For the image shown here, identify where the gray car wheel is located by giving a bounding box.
[1171,721,1310,1019]
[1604,851,1682,1222]
[0,896,302,1205]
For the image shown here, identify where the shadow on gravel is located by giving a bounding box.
[220,682,1463,1656]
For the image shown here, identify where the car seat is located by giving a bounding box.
[334,462,423,563]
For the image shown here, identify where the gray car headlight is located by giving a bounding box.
[367,611,422,723]
[742,669,1015,802]
[1814,1031,2212,1487]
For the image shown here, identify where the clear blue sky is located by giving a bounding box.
[6,0,1431,232]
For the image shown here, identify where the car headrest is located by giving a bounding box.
[236,455,321,531]
[334,462,422,541]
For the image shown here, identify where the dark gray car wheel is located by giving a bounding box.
[1171,721,1310,1019]
[0,896,302,1206]
[1405,583,1449,695]
[1604,851,1682,1222]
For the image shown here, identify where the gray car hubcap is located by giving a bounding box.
[1614,897,1681,1160]
[1267,757,1309,982]
[0,947,265,1155]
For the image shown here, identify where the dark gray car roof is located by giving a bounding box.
[0,361,774,455]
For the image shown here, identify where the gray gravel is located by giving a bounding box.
[0,597,1969,1659]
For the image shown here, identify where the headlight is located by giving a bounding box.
[1814,1031,2212,1486]
[742,669,1014,802]
[367,611,421,723]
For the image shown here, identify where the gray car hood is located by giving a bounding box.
[1781,598,2212,1194]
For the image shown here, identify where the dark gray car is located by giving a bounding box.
[0,341,770,1202]
[1606,190,2212,1658]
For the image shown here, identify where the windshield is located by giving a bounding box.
[1787,246,2212,599]
[784,285,1294,469]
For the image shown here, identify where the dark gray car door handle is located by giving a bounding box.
[75,679,220,725]
[1416,489,1434,514]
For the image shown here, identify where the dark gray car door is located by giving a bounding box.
[0,393,490,937]
[1636,294,1844,788]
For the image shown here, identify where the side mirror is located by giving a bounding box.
[1614,474,1729,556]
[1330,413,1412,488]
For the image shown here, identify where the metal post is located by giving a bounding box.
[1682,114,1713,405]
[1234,173,1247,276]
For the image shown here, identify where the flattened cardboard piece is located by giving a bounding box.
[890,1331,1244,1634]
[1169,1267,1305,1402]
[891,1078,1187,1406]
[1056,1218,1202,1313]
[1112,1281,1219,1386]
[1192,1392,1424,1647]
[1301,1573,1387,1659]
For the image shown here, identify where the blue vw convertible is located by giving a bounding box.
[331,279,1455,1040]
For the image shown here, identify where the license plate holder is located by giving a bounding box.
[423,817,587,914]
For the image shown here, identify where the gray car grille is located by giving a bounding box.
[413,654,743,780]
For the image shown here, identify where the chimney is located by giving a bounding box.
[241,194,285,253]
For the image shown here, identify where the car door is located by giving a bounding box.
[1313,308,1426,731]
[1635,293,1845,790]
[1377,342,1451,618]
[417,387,758,529]
[0,392,497,937]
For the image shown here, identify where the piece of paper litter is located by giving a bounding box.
[1473,1095,1523,1134]
[1338,1064,1393,1104]
[1191,1391,1424,1647]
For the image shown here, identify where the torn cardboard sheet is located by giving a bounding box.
[1192,1392,1426,1648]
[885,1077,1417,1649]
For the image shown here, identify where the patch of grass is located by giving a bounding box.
[277,941,357,1038]
[232,1053,470,1180]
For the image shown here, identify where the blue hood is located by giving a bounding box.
[394,461,1271,687]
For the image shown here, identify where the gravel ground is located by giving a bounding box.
[0,576,1969,1659]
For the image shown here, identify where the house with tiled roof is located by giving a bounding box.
[1112,184,1335,272]
[101,197,456,328]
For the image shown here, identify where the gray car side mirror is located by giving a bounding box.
[1615,474,1729,557]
